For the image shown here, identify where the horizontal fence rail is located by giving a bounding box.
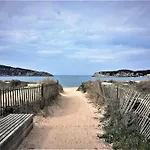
[94,80,150,139]
[0,81,59,117]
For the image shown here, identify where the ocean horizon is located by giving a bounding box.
[0,75,150,88]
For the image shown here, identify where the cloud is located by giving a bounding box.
[0,30,39,43]
[0,46,10,51]
[1,1,150,47]
[66,47,149,63]
[0,1,150,74]
[37,50,62,55]
[43,39,72,47]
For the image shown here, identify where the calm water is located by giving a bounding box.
[0,75,149,87]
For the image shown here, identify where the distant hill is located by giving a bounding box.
[0,65,53,76]
[92,69,150,77]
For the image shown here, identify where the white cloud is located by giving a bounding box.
[0,30,39,43]
[55,10,81,26]
[43,39,72,47]
[0,1,150,46]
[66,47,149,63]
[0,46,10,51]
[0,1,150,65]
[37,50,62,55]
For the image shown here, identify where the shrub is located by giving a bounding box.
[135,81,150,94]
[102,110,150,150]
[40,77,57,85]
[0,80,7,89]
[10,80,21,87]
[78,81,105,105]
[80,80,150,150]
[0,80,28,89]
[40,77,64,93]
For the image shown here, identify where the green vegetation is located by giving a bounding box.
[92,69,150,77]
[78,80,150,150]
[105,80,150,94]
[0,64,53,76]
[0,80,28,89]
[99,108,150,150]
[28,81,38,84]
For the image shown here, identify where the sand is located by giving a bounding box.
[18,87,112,150]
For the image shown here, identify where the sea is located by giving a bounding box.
[0,75,150,88]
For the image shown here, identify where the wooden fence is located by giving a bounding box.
[0,81,59,117]
[94,80,150,139]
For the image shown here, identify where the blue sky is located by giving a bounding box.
[0,1,150,75]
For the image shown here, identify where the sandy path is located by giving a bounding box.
[18,88,112,150]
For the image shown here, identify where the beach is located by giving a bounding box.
[18,87,112,149]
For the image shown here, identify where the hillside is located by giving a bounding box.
[0,65,53,76]
[92,69,150,77]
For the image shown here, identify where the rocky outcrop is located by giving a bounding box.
[0,65,53,76]
[92,69,150,77]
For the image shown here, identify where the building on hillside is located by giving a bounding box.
[147,74,150,77]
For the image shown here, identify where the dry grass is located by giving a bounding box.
[40,77,64,93]
[135,80,150,94]
[78,80,150,150]
[77,80,105,106]
[40,77,58,85]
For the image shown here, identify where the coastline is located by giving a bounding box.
[92,75,149,78]
[0,75,150,88]
[92,69,150,78]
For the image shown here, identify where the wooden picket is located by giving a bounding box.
[97,81,150,139]
[0,81,59,117]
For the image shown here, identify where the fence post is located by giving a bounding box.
[0,89,2,116]
[116,85,119,100]
[41,84,44,109]
[57,80,59,95]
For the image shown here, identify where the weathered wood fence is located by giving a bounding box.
[0,81,59,117]
[94,81,150,139]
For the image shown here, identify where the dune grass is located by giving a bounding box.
[79,80,150,150]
